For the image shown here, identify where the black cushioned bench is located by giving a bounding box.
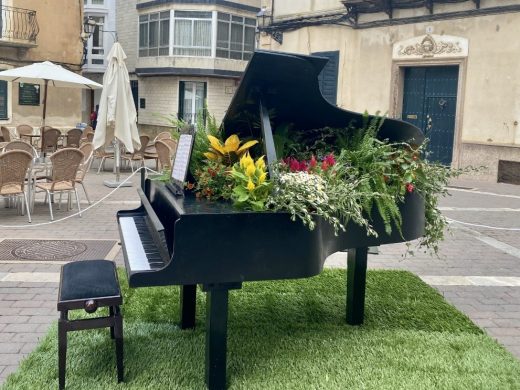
[57,260,123,390]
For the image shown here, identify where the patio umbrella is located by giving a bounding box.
[92,42,141,186]
[0,61,102,154]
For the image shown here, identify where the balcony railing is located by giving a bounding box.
[0,5,39,45]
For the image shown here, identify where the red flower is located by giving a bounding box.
[321,160,329,171]
[406,183,414,193]
[324,153,336,166]
[289,158,300,172]
[309,155,317,169]
[299,161,308,172]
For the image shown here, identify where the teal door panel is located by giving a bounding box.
[425,96,457,165]
[402,66,458,165]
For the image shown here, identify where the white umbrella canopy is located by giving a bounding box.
[0,61,102,154]
[93,42,141,154]
[0,61,103,89]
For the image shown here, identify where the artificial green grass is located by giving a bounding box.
[3,270,520,389]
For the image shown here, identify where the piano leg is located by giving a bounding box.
[203,282,241,390]
[346,247,368,325]
[180,284,197,329]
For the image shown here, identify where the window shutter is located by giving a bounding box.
[312,51,339,106]
[0,80,8,120]
[178,81,185,120]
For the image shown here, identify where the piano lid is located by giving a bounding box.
[221,50,424,146]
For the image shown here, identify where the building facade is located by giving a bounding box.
[259,0,520,182]
[116,0,260,136]
[0,0,84,132]
[82,0,117,123]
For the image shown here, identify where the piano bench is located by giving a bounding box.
[57,260,123,390]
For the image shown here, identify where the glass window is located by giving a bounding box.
[179,81,206,124]
[91,16,104,56]
[216,13,256,60]
[92,0,104,4]
[139,12,170,57]
[172,11,212,57]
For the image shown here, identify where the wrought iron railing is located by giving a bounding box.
[0,5,39,44]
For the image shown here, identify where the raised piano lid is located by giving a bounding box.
[221,50,424,167]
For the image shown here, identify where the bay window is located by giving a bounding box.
[138,10,256,60]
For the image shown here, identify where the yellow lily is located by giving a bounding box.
[240,152,254,169]
[206,134,258,165]
[255,156,266,170]
[246,164,256,177]
[258,172,267,184]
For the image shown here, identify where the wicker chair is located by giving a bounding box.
[94,146,114,174]
[154,131,171,141]
[76,143,94,204]
[4,140,38,157]
[154,140,173,171]
[66,128,82,148]
[0,150,33,222]
[34,148,84,221]
[42,128,61,154]
[1,126,11,142]
[80,126,94,142]
[162,138,178,155]
[16,124,34,142]
[121,135,150,172]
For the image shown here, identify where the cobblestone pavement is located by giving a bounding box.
[1,165,520,383]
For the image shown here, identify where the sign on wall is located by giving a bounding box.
[19,83,40,106]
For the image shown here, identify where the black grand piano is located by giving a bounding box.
[117,51,425,390]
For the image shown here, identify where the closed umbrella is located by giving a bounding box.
[92,42,141,187]
[0,61,102,154]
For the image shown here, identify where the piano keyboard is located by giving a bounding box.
[120,216,167,271]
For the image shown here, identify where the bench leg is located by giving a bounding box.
[114,306,124,383]
[109,306,115,339]
[346,247,368,325]
[58,311,68,390]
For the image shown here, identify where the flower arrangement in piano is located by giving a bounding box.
[188,113,470,254]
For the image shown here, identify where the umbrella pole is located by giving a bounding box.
[41,79,48,157]
[103,137,132,188]
[115,138,121,183]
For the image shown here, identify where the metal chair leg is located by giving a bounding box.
[23,191,31,223]
[97,156,106,174]
[47,190,54,221]
[74,189,82,218]
[81,182,91,205]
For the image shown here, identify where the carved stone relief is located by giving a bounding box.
[393,34,468,60]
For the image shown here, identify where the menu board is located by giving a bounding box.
[170,132,194,194]
[19,83,40,106]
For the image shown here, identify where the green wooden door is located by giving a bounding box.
[402,66,459,165]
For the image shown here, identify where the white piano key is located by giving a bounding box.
[120,217,151,271]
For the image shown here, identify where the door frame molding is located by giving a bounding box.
[389,57,467,168]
